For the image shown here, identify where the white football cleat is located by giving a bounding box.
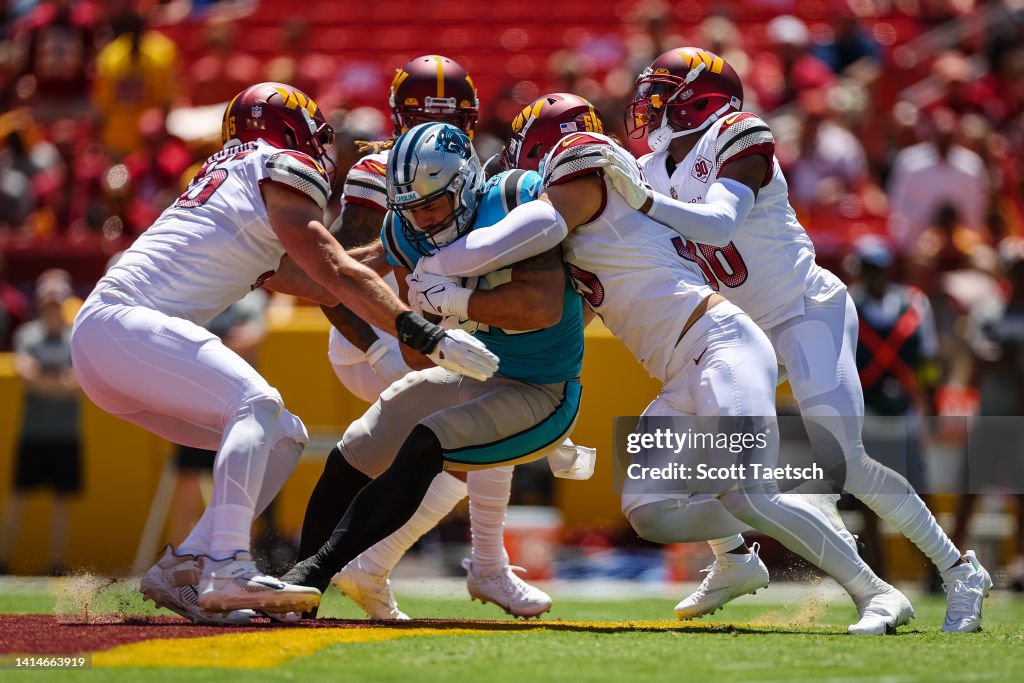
[462,558,552,618]
[941,550,992,633]
[848,584,915,635]
[674,542,770,620]
[332,558,410,621]
[198,551,321,615]
[140,545,251,625]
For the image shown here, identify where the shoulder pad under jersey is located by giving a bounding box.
[343,152,389,210]
[542,133,614,187]
[265,150,332,210]
[715,113,775,172]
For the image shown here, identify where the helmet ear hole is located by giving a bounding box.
[693,98,709,111]
[283,129,297,150]
[526,142,543,159]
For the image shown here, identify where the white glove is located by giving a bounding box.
[365,337,412,385]
[428,327,499,381]
[598,147,654,212]
[407,272,473,319]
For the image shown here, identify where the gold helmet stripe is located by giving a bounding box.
[433,54,445,99]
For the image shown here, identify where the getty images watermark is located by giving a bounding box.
[611,415,1024,496]
[624,427,823,484]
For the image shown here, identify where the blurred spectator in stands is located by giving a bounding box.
[0,129,36,233]
[48,117,108,232]
[0,252,29,350]
[887,108,988,250]
[696,15,751,88]
[0,0,19,111]
[0,270,81,575]
[847,236,942,576]
[910,203,990,283]
[752,16,835,112]
[813,9,882,81]
[94,162,160,243]
[122,108,193,210]
[782,87,885,222]
[1,109,66,240]
[187,17,259,106]
[264,18,335,99]
[977,43,1024,126]
[927,51,989,119]
[620,0,683,86]
[12,0,99,122]
[958,237,1024,590]
[92,8,179,159]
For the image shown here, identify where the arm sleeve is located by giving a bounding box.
[645,177,756,247]
[419,200,568,277]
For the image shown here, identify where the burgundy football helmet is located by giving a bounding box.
[500,92,605,172]
[221,82,335,175]
[625,47,744,152]
[389,55,479,136]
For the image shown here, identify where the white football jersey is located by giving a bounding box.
[638,112,843,329]
[541,132,715,383]
[93,140,331,326]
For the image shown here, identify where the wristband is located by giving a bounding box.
[395,311,445,354]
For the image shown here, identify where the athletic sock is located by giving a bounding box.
[357,472,467,575]
[468,466,513,571]
[708,535,747,557]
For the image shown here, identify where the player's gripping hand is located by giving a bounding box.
[407,272,473,320]
[428,328,498,381]
[597,148,654,213]
[395,312,498,382]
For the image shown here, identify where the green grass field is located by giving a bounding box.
[2,580,1023,682]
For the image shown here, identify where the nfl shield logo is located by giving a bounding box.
[251,105,263,118]
[691,155,713,182]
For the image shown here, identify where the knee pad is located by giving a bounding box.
[230,394,284,430]
[274,409,309,448]
[626,500,683,545]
